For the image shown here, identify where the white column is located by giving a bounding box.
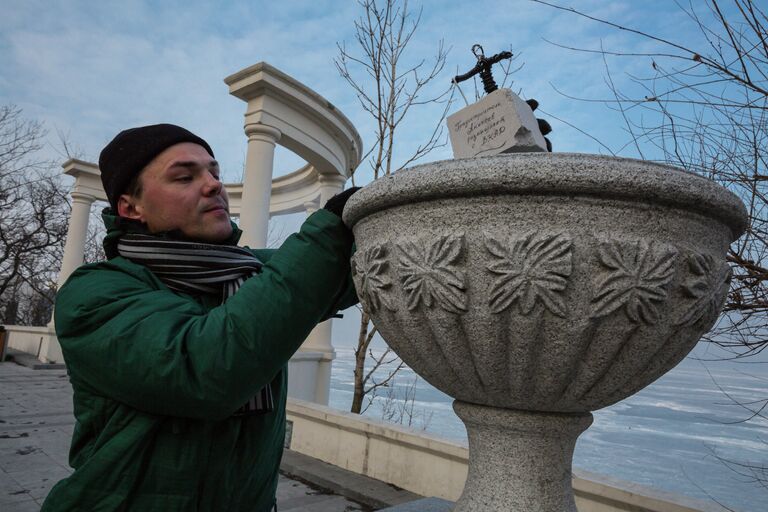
[299,175,347,404]
[318,174,347,206]
[302,321,335,404]
[57,192,95,288]
[44,191,95,363]
[239,124,281,248]
[303,200,319,216]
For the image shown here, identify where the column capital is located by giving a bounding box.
[317,173,348,204]
[70,191,96,204]
[244,123,281,143]
[317,173,347,188]
[303,200,320,215]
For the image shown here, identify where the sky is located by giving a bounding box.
[0,0,754,353]
[0,0,707,172]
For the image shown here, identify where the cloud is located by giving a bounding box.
[0,0,360,179]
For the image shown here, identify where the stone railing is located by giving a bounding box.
[286,398,723,512]
[2,325,54,359]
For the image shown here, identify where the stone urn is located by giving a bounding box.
[343,153,747,512]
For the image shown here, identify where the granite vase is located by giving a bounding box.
[343,153,747,512]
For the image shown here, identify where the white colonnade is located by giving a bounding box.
[42,62,362,407]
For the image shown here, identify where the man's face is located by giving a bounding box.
[117,142,233,242]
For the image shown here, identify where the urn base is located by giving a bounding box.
[453,401,593,512]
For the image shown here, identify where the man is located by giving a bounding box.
[41,124,359,511]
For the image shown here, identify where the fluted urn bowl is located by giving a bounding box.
[343,153,747,512]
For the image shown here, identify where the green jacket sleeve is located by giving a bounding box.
[249,244,358,317]
[55,210,357,421]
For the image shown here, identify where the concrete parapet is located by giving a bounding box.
[3,325,56,362]
[286,398,725,512]
[287,398,468,502]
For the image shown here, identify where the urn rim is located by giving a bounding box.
[343,153,748,241]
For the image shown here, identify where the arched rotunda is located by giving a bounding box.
[26,62,362,406]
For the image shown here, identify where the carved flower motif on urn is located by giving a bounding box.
[343,153,747,512]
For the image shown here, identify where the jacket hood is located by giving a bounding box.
[101,207,243,259]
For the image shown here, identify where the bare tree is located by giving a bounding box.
[0,105,70,326]
[82,208,107,264]
[335,0,453,413]
[371,375,433,430]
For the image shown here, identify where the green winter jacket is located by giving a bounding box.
[41,209,357,512]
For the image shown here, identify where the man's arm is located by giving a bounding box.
[249,246,358,318]
[56,210,355,421]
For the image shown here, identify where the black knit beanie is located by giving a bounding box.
[99,123,214,210]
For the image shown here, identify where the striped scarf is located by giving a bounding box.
[117,233,275,416]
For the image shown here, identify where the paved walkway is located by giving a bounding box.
[0,362,371,512]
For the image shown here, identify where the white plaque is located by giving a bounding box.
[447,88,547,158]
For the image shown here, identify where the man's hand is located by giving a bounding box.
[324,187,361,217]
[525,99,553,152]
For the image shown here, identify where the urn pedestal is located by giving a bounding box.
[343,154,747,512]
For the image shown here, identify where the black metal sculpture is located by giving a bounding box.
[453,44,513,94]
[451,44,553,151]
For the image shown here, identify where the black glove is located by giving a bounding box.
[525,99,553,152]
[324,187,361,217]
